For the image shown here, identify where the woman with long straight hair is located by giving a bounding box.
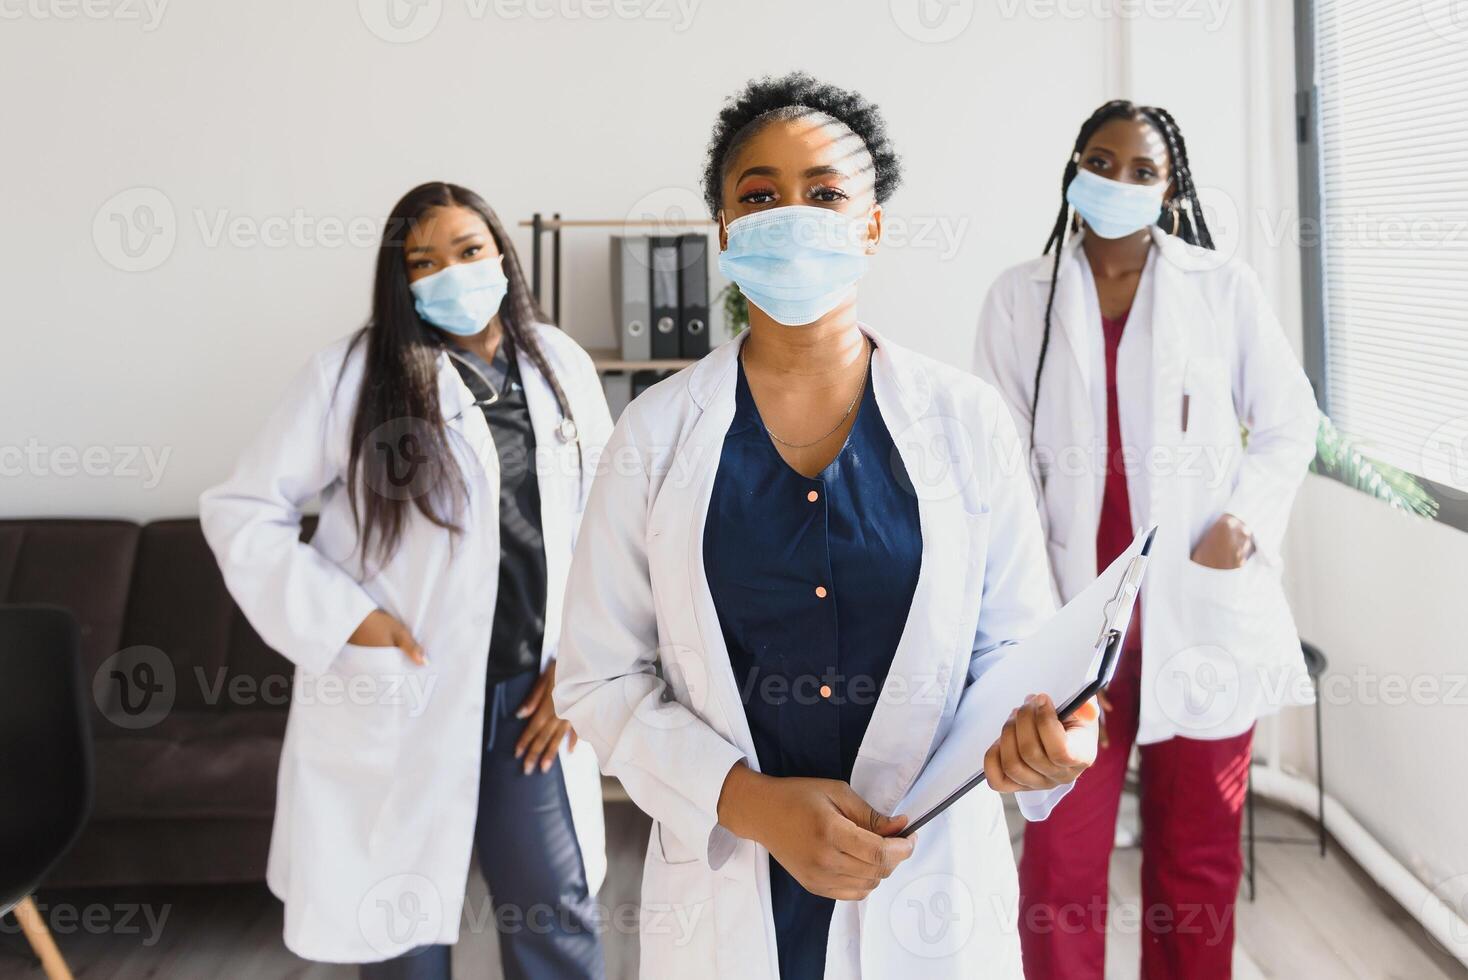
[201,181,612,979]
[554,73,1099,978]
[974,101,1319,979]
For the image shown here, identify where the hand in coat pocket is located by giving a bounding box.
[347,608,427,666]
[1190,513,1254,570]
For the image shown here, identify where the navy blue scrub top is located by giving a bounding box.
[447,341,547,686]
[703,347,923,978]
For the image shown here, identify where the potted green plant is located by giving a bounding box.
[1312,413,1438,517]
[720,282,749,337]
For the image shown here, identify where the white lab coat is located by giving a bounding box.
[974,227,1319,744]
[554,325,1068,978]
[200,324,612,963]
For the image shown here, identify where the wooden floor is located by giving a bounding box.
[1007,792,1467,980]
[2,796,1461,979]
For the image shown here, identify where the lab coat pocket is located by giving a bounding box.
[1179,554,1263,614]
[1162,556,1281,738]
[640,822,719,971]
[1174,554,1273,679]
[655,819,701,866]
[292,643,410,773]
[1182,356,1236,441]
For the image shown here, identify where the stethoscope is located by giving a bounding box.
[444,347,580,446]
[444,348,585,507]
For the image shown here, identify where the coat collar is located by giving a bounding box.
[1026,226,1206,398]
[435,348,478,425]
[687,323,933,422]
[1024,225,1212,281]
[1148,224,1229,272]
[1027,226,1086,282]
[1028,230,1094,394]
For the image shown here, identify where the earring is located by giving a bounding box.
[1170,202,1181,236]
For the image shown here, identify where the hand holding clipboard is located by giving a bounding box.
[897,525,1156,836]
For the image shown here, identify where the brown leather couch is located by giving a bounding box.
[0,518,299,886]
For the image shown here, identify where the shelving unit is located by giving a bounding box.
[519,213,717,374]
[585,349,698,373]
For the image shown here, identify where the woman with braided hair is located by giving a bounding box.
[974,101,1319,979]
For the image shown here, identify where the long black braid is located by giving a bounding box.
[1029,100,1216,455]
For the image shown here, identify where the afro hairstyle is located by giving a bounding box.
[700,72,903,215]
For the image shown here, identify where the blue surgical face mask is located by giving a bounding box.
[717,205,872,326]
[1065,168,1168,240]
[410,256,509,336]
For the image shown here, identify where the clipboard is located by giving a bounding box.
[898,526,1155,838]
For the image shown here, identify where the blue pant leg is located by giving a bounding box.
[358,944,452,980]
[476,669,605,980]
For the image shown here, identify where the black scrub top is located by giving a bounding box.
[448,339,547,685]
[702,348,923,978]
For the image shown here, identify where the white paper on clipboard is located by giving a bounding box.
[897,524,1155,826]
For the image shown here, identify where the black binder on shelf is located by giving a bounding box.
[676,234,710,359]
[648,236,681,360]
[610,236,651,361]
[601,371,633,421]
[631,369,673,398]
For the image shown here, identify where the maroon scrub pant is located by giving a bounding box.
[1017,641,1253,980]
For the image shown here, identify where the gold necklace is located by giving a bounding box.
[761,341,872,450]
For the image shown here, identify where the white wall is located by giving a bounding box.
[4,0,1464,917]
[1286,479,1468,907]
[1,0,1115,519]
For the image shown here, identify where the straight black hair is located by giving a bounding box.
[1030,101,1216,451]
[343,181,573,565]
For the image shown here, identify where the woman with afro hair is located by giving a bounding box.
[555,73,1097,978]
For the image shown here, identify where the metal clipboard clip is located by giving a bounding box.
[1067,525,1157,716]
[1095,539,1151,651]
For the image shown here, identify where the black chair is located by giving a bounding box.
[0,605,93,978]
[1244,639,1327,901]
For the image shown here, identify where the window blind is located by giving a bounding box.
[1311,0,1468,492]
